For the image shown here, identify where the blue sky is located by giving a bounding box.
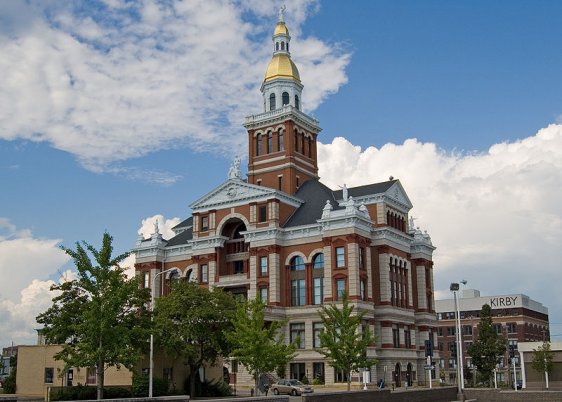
[1,0,561,347]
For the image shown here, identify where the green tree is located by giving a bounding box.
[466,304,506,386]
[37,233,151,400]
[531,341,554,389]
[317,293,377,391]
[153,281,237,398]
[227,297,297,396]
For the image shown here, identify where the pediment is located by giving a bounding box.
[385,181,413,209]
[190,178,302,211]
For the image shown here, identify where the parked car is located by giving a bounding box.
[271,379,313,396]
[512,380,522,390]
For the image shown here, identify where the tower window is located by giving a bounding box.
[269,93,276,110]
[276,42,279,51]
[287,43,289,52]
[294,129,298,152]
[278,175,283,191]
[282,91,289,106]
[267,131,273,154]
[281,41,285,51]
[308,137,312,158]
[277,128,284,151]
[301,134,305,155]
[256,134,262,156]
[295,95,299,110]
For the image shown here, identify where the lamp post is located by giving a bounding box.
[149,268,177,397]
[450,282,464,397]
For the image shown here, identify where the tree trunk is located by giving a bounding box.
[96,359,104,400]
[189,365,197,399]
[255,370,260,396]
[346,371,351,391]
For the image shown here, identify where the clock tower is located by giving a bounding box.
[244,11,321,195]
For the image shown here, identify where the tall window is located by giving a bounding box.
[267,131,273,154]
[259,287,268,302]
[404,326,411,348]
[277,128,284,151]
[313,277,323,305]
[307,137,312,158]
[359,247,365,269]
[258,205,267,223]
[45,367,54,384]
[507,323,517,333]
[294,129,299,152]
[360,279,366,301]
[278,175,283,191]
[312,253,324,269]
[143,271,150,288]
[301,134,305,156]
[291,279,306,306]
[313,323,324,348]
[290,323,305,348]
[256,134,262,156]
[234,260,244,274]
[335,278,346,300]
[200,264,208,283]
[260,256,268,276]
[290,256,305,271]
[282,91,290,106]
[295,95,300,110]
[269,93,276,110]
[392,324,400,348]
[201,216,209,231]
[335,246,345,268]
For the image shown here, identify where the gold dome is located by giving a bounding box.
[274,21,289,36]
[264,54,301,83]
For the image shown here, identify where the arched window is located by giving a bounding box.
[269,93,276,110]
[290,256,305,271]
[301,134,305,156]
[276,42,279,51]
[290,256,306,306]
[307,137,312,158]
[287,43,289,52]
[295,95,299,110]
[256,134,262,156]
[294,129,299,152]
[312,253,324,269]
[282,91,290,106]
[281,41,285,50]
[277,128,284,151]
[267,131,273,154]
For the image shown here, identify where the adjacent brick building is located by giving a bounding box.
[435,288,549,385]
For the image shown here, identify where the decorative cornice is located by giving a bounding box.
[244,104,321,134]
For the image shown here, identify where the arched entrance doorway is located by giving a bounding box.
[394,363,401,387]
[406,363,413,387]
[217,218,249,301]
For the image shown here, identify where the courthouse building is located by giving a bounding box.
[435,288,549,385]
[134,13,438,388]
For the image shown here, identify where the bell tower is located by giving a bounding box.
[244,9,321,196]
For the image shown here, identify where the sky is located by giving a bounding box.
[1,0,561,348]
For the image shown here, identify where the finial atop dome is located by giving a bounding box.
[278,5,286,22]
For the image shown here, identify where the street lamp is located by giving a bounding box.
[149,267,178,397]
[450,282,465,397]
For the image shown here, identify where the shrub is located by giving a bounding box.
[3,369,16,394]
[301,375,309,384]
[132,374,169,397]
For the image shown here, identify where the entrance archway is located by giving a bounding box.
[406,363,413,387]
[394,363,401,387]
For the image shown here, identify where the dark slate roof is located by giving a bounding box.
[283,180,342,227]
[166,225,193,247]
[172,216,193,230]
[332,180,397,200]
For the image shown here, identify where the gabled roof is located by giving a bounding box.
[166,225,193,247]
[283,180,342,227]
[190,178,301,212]
[172,216,193,231]
[332,180,396,199]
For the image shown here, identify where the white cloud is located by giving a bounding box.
[0,0,349,179]
[138,214,181,240]
[318,124,562,316]
[0,220,72,347]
